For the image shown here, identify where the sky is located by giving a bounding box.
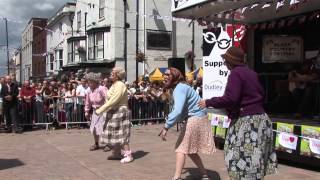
[0,0,72,76]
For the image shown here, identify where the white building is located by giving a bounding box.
[46,2,76,76]
[12,48,22,82]
[62,0,203,82]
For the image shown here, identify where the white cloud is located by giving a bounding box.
[34,3,55,11]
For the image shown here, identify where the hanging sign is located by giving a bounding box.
[278,132,298,150]
[262,35,303,63]
[171,0,208,12]
[300,125,320,158]
[275,122,295,153]
[310,138,320,155]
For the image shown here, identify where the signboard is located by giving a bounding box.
[171,0,208,12]
[262,36,303,63]
[300,125,320,158]
[275,122,295,153]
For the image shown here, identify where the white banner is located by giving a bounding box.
[279,132,298,150]
[171,0,208,12]
[310,138,320,155]
[202,26,231,99]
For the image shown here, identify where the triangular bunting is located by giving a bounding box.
[276,0,285,12]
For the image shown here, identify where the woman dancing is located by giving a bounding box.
[159,67,215,180]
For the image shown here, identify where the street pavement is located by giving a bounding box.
[0,124,319,180]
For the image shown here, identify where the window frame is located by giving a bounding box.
[49,53,54,71]
[99,0,105,19]
[88,32,104,60]
[77,11,81,30]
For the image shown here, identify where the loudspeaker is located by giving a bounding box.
[168,58,185,76]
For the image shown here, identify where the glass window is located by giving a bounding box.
[77,11,81,30]
[88,35,95,60]
[50,54,54,71]
[68,43,73,63]
[99,0,105,19]
[95,32,104,59]
[59,50,63,68]
[147,30,172,50]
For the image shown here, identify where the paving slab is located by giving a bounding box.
[0,125,319,180]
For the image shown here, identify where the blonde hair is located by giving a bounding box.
[85,72,101,82]
[113,67,126,80]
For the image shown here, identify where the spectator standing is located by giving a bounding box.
[0,75,20,133]
[20,80,36,127]
[64,83,76,123]
[76,78,89,123]
[0,77,4,125]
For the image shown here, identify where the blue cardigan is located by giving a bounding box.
[165,83,207,129]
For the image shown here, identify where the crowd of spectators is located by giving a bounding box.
[0,69,204,133]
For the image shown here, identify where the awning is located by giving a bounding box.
[149,68,165,81]
[172,0,320,24]
[186,67,203,79]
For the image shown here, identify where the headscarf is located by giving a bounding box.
[168,67,185,88]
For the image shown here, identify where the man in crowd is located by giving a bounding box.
[0,75,21,133]
[20,80,36,127]
[0,77,4,125]
[76,78,89,123]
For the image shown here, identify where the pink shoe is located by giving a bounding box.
[120,150,133,163]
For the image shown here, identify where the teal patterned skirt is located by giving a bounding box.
[224,113,277,180]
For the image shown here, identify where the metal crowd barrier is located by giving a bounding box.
[18,98,55,131]
[15,95,171,131]
[128,97,170,123]
[56,98,88,130]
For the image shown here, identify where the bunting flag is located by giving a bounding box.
[197,18,207,26]
[250,3,259,9]
[262,3,271,9]
[276,0,285,12]
[290,0,300,10]
[241,7,248,14]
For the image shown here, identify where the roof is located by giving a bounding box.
[172,0,320,24]
[47,2,76,27]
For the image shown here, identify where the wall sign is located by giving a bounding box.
[262,35,303,63]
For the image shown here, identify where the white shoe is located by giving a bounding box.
[120,150,133,163]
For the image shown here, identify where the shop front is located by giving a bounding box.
[172,0,320,167]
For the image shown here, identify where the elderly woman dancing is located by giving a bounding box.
[199,47,277,180]
[159,67,215,180]
[84,72,107,151]
[96,67,133,163]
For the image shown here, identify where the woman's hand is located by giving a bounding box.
[198,99,206,108]
[158,128,168,141]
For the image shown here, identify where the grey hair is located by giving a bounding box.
[113,67,126,80]
[85,72,101,82]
